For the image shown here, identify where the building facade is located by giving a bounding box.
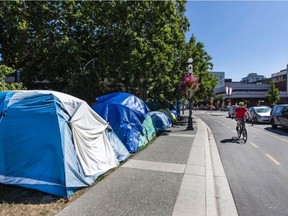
[271,64,288,103]
[211,71,225,88]
[213,64,288,106]
[215,82,271,107]
[241,73,266,83]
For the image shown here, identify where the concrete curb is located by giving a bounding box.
[202,119,218,216]
[201,119,239,216]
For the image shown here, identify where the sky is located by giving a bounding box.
[185,1,288,82]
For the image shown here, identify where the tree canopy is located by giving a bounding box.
[266,82,280,105]
[0,65,26,91]
[182,35,217,105]
[0,0,216,105]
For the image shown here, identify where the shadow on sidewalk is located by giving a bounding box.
[174,117,188,126]
[157,116,196,136]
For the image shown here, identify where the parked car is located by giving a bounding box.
[249,106,271,123]
[228,105,237,118]
[270,104,288,129]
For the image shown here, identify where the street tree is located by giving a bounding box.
[0,1,217,106]
[180,35,217,106]
[0,1,189,103]
[266,82,280,105]
[0,65,26,91]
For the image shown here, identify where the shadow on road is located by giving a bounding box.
[220,137,246,144]
[264,127,288,137]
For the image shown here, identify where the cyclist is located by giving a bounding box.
[234,102,250,131]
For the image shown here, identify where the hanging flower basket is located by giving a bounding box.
[179,74,200,93]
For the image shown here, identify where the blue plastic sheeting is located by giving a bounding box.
[94,92,150,122]
[92,92,156,153]
[149,111,172,132]
[106,129,130,162]
[0,90,125,198]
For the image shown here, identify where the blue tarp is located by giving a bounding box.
[92,92,156,153]
[106,129,130,162]
[148,111,172,132]
[0,90,129,197]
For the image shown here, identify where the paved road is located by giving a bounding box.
[195,110,288,216]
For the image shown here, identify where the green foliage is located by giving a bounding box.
[0,65,14,79]
[0,65,26,91]
[177,35,217,105]
[266,82,280,105]
[0,1,214,104]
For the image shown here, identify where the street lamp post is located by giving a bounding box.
[187,57,194,130]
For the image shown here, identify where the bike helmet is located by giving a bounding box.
[238,102,244,106]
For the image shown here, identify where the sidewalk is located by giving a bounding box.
[56,112,238,216]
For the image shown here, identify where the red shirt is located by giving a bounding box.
[234,106,248,119]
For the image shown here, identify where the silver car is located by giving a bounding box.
[249,106,271,123]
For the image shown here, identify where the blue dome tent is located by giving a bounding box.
[92,92,156,153]
[0,90,129,198]
[148,111,172,132]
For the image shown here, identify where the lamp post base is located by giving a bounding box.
[187,116,194,130]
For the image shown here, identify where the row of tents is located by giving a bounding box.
[0,90,173,198]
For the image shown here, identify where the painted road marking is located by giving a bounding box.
[251,142,259,148]
[265,154,281,165]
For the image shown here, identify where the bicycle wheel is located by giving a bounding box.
[242,128,248,143]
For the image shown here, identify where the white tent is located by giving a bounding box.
[0,90,129,197]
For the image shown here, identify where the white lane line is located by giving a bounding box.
[265,154,281,165]
[251,142,259,148]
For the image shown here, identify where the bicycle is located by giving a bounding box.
[236,119,248,143]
